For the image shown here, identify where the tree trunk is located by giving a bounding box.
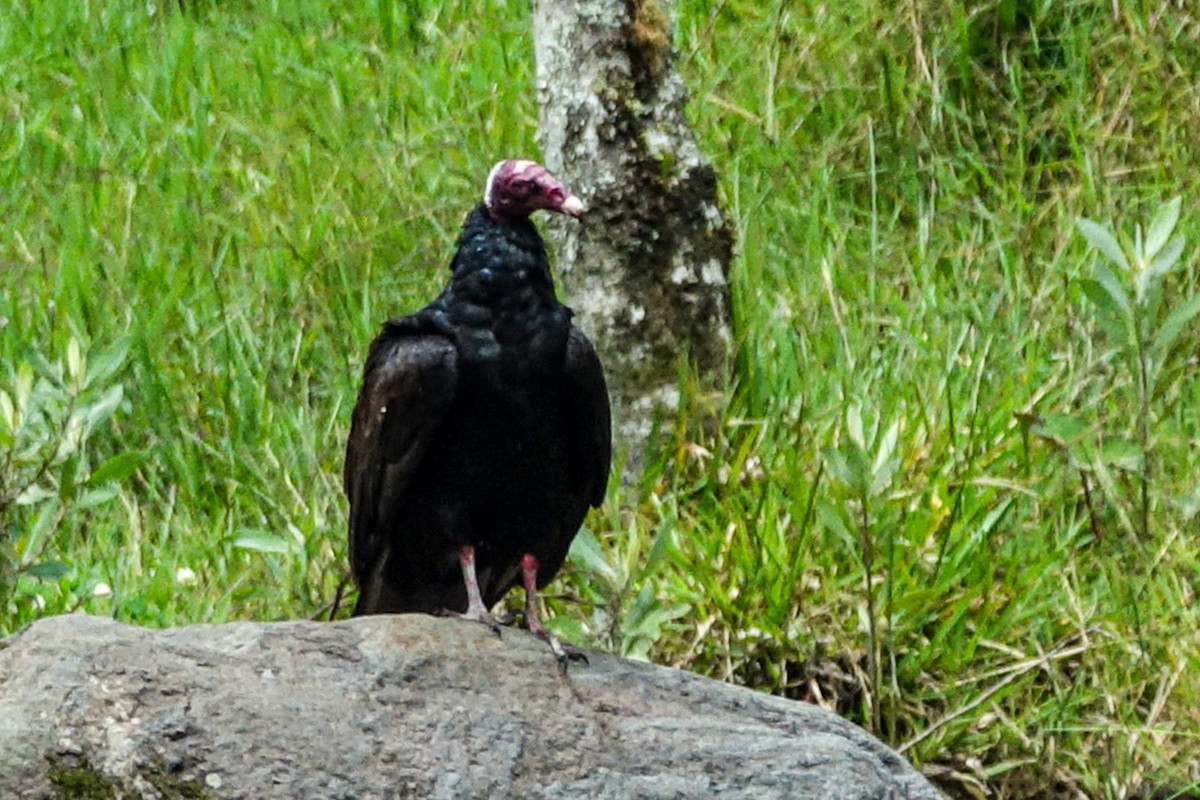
[533,0,733,472]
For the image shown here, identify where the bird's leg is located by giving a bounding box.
[458,545,502,635]
[521,553,587,668]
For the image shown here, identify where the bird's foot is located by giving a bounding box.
[524,613,588,670]
[518,553,587,670]
[458,603,504,637]
[542,629,589,672]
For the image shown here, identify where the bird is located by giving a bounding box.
[344,159,612,664]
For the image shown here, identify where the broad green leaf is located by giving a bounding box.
[87,451,145,485]
[1077,217,1129,271]
[1093,261,1133,318]
[846,404,865,449]
[642,523,675,574]
[1147,234,1185,283]
[1151,291,1200,355]
[1079,279,1133,349]
[15,362,34,409]
[1140,274,1165,324]
[232,529,293,554]
[1101,438,1143,473]
[22,346,62,388]
[1144,196,1181,262]
[76,487,119,509]
[823,445,871,497]
[14,485,56,506]
[66,337,83,385]
[83,384,124,434]
[626,581,657,625]
[85,336,130,388]
[58,453,80,500]
[24,560,73,580]
[1033,413,1088,447]
[19,499,60,563]
[0,389,14,433]
[871,455,900,498]
[1173,485,1200,524]
[629,604,689,641]
[543,615,588,649]
[815,499,856,548]
[871,419,900,495]
[568,525,618,582]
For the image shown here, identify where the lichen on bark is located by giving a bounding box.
[533,0,733,469]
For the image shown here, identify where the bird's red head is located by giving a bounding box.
[484,159,586,224]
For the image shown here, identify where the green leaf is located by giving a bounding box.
[58,453,80,501]
[871,419,900,495]
[1144,196,1181,262]
[1080,277,1133,349]
[823,446,871,497]
[1035,413,1087,441]
[1101,438,1143,473]
[22,349,63,392]
[642,523,675,574]
[66,337,83,385]
[846,404,865,449]
[0,389,14,434]
[87,451,145,486]
[76,487,119,509]
[84,336,130,388]
[14,485,56,506]
[19,499,61,564]
[815,499,856,548]
[1093,261,1133,318]
[1147,234,1185,283]
[24,560,73,580]
[568,526,618,583]
[1077,217,1129,271]
[82,384,124,435]
[15,361,35,409]
[543,615,588,648]
[1151,291,1200,355]
[232,529,293,554]
[1033,413,1090,463]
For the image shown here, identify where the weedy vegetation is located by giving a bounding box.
[2,1,1199,797]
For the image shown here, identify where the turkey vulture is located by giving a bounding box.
[344,159,611,663]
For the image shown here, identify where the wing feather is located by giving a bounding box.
[344,326,458,587]
[563,326,612,519]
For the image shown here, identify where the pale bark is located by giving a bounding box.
[533,0,733,467]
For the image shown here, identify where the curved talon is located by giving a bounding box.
[551,641,589,672]
[491,610,518,627]
[460,606,503,637]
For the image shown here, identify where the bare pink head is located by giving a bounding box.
[483,159,586,224]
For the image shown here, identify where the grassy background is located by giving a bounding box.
[2,0,1199,796]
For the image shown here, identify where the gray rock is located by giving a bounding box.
[0,614,941,799]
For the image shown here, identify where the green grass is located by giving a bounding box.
[3,1,1200,796]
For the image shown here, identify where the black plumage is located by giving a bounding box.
[344,160,611,660]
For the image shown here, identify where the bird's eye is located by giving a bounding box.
[512,178,533,194]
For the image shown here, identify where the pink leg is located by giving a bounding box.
[458,545,501,633]
[522,553,586,667]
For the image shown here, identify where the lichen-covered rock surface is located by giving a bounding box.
[0,614,942,799]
